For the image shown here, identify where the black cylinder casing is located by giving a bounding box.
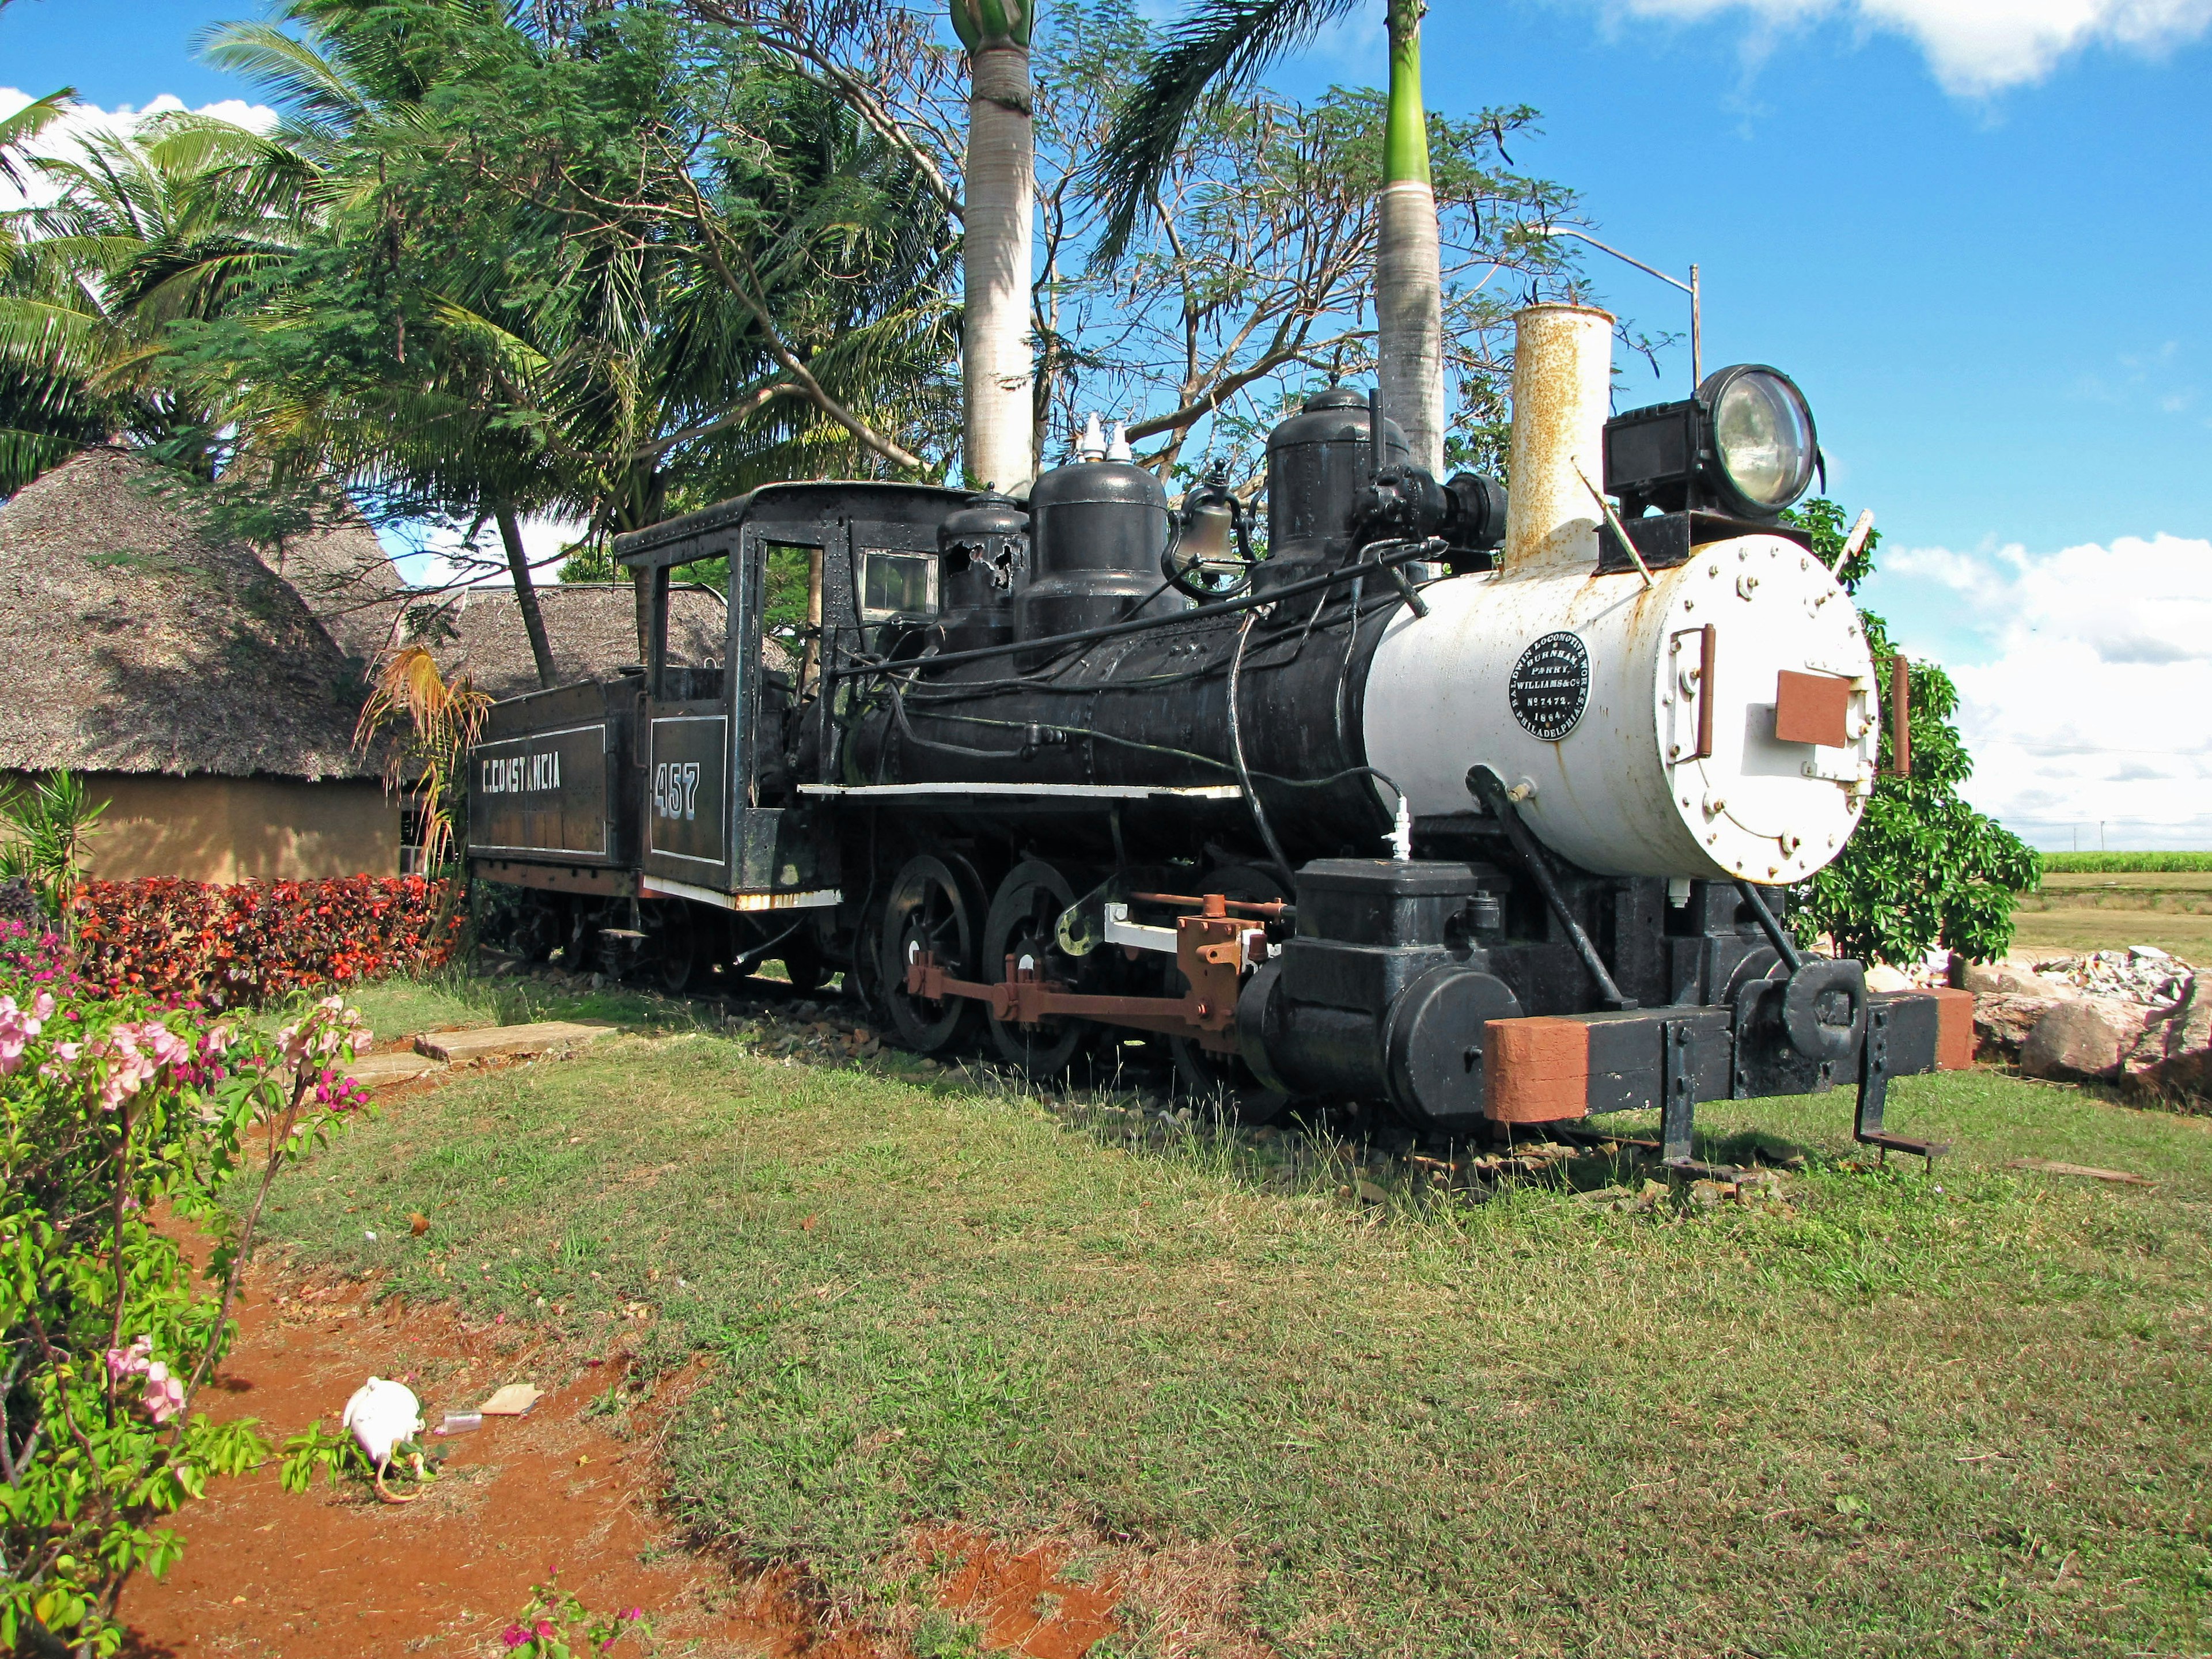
[1262,387,1410,593]
[1240,859,1522,1128]
[1020,459,1183,644]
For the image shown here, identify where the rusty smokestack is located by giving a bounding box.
[1503,303,1615,577]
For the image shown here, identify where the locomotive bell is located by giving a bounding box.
[1262,387,1410,586]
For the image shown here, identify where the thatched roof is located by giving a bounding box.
[407,582,738,702]
[0,448,374,780]
[255,507,407,663]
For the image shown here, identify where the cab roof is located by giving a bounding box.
[613,480,974,570]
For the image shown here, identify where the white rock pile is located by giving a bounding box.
[1962,945,2208,1097]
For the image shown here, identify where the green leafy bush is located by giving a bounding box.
[1785,499,2042,966]
[1,932,372,1656]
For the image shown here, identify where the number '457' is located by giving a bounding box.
[653,762,701,821]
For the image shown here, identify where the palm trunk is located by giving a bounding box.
[494,503,558,690]
[1376,0,1444,478]
[962,41,1036,492]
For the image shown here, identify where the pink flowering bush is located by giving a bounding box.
[1,964,373,1655]
[499,1578,652,1657]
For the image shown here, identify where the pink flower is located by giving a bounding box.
[534,1620,557,1641]
[501,1624,531,1650]
[142,1360,184,1423]
[622,1606,643,1621]
[105,1334,153,1383]
[0,994,44,1075]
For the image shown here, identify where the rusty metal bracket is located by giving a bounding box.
[904,900,1251,1055]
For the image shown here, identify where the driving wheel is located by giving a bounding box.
[982,859,1087,1077]
[648,898,704,995]
[881,854,985,1052]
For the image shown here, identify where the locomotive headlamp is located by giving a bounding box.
[1603,363,1820,522]
[1709,366,1817,513]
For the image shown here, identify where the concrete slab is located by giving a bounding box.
[346,1050,446,1086]
[413,1022,616,1064]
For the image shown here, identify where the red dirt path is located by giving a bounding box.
[115,1253,1146,1657]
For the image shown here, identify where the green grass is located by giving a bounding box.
[334,970,733,1044]
[256,1035,2212,1658]
[2041,853,2212,874]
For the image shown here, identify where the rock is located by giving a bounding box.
[413,1021,616,1063]
[345,1050,446,1088]
[1865,964,1914,994]
[2122,974,2211,1099]
[1974,993,2059,1057]
[1960,961,2065,998]
[2020,997,2151,1082]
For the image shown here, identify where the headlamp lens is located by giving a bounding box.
[1712,369,1815,511]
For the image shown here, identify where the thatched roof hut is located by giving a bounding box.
[395,581,738,701]
[0,447,374,781]
[0,448,397,881]
[1,449,793,881]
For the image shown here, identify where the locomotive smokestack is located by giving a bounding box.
[1503,304,1615,576]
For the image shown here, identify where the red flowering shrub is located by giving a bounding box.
[73,876,463,1007]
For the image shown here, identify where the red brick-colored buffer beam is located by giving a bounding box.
[1483,987,1975,1167]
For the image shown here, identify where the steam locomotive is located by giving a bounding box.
[467,304,1971,1165]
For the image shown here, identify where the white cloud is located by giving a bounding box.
[0,87,281,210]
[1580,0,2212,92]
[1873,532,2212,848]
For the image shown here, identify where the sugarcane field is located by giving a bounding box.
[2,1,2207,1655]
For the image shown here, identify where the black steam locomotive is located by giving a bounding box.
[467,306,1969,1165]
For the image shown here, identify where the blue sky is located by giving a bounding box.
[5,0,2208,846]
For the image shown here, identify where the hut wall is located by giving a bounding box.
[6,772,401,883]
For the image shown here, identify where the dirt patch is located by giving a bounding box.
[116,1035,1266,1657]
[113,1258,761,1656]
[918,1527,1122,1658]
[111,1252,1252,1658]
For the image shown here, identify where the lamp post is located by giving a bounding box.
[1533,225,1701,391]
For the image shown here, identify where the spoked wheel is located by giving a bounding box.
[881,854,985,1052]
[1165,866,1290,1125]
[648,899,704,995]
[982,859,1088,1077]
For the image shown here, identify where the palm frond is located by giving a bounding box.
[1084,0,1362,268]
[195,21,368,134]
[0,88,75,192]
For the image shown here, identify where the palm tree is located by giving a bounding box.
[200,0,957,676]
[1089,0,1446,475]
[950,0,1036,489]
[0,94,308,490]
